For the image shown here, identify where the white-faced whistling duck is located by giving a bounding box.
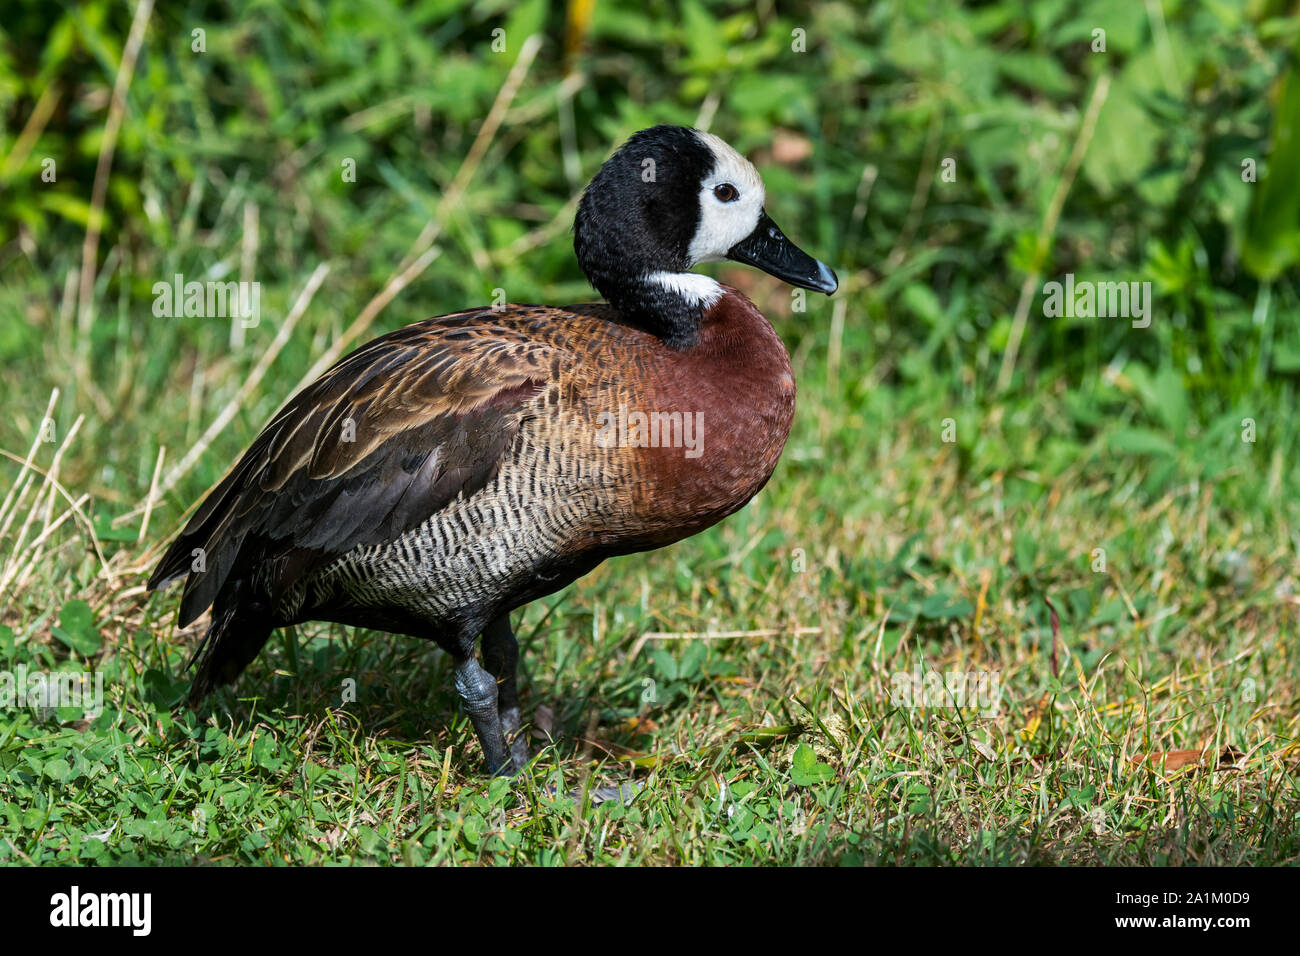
[149,125,838,774]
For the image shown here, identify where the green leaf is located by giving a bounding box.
[651,648,677,682]
[92,516,140,542]
[51,601,102,656]
[356,825,383,854]
[460,813,486,847]
[40,192,95,227]
[1107,428,1178,457]
[1014,531,1038,575]
[678,640,705,679]
[790,743,834,786]
[1244,36,1300,279]
[919,592,975,620]
[1067,785,1097,807]
[997,51,1076,98]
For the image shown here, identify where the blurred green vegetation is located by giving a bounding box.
[1,1,1298,865]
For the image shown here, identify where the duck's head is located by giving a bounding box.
[574,125,838,346]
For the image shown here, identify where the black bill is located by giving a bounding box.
[726,211,838,294]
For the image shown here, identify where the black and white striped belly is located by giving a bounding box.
[276,434,625,633]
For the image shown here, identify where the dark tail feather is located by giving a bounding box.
[186,600,274,705]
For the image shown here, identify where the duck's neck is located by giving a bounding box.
[601,272,724,348]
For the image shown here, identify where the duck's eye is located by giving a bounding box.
[713,183,739,203]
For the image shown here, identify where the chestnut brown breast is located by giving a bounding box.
[616,289,796,550]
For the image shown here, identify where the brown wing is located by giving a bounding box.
[148,310,556,627]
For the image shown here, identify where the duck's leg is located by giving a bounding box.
[452,652,510,775]
[481,615,529,772]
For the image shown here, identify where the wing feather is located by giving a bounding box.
[148,312,556,627]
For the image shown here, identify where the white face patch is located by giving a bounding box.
[685,130,766,265]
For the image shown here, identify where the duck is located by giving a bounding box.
[148,124,838,775]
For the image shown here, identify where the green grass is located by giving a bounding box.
[1,0,1298,865]
[4,379,1296,865]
